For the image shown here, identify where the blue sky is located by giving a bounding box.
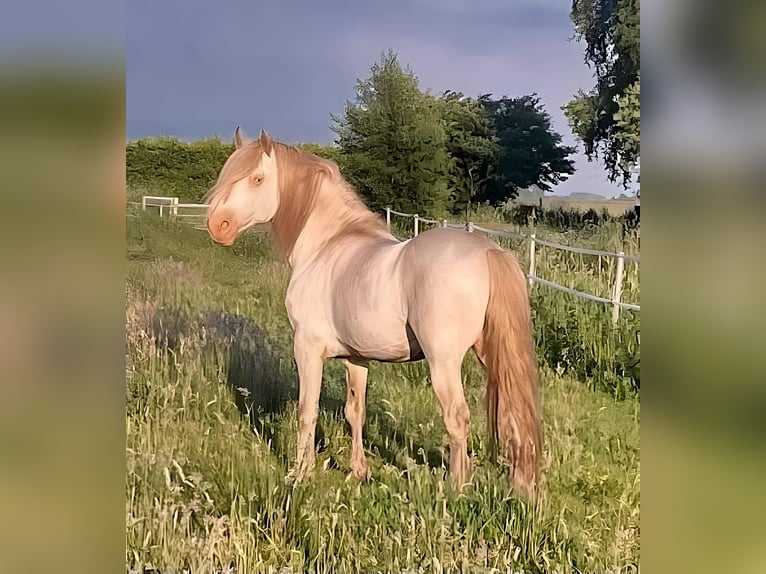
[127,0,627,197]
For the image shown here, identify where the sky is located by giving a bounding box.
[127,0,629,197]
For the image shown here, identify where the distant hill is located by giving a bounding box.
[515,187,618,202]
[513,189,634,211]
[567,192,607,201]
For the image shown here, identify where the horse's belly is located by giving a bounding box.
[333,316,422,363]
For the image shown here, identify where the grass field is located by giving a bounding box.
[126,213,640,573]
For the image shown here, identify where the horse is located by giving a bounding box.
[204,128,541,496]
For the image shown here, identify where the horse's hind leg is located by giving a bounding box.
[341,359,370,480]
[428,355,472,488]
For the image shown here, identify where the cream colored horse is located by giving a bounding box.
[205,128,541,496]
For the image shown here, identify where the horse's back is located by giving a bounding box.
[401,227,496,261]
[399,227,502,284]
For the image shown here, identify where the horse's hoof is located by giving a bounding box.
[449,465,473,491]
[351,464,371,481]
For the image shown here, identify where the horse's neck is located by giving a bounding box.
[288,216,334,269]
[286,180,386,270]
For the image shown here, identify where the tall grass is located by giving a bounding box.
[126,214,639,572]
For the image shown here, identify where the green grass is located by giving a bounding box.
[126,215,640,572]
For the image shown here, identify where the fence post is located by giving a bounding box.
[442,219,448,228]
[528,233,536,288]
[159,203,164,218]
[141,196,147,211]
[414,214,419,236]
[611,252,625,325]
[385,207,391,231]
[172,197,179,217]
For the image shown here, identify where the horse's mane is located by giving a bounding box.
[209,140,390,258]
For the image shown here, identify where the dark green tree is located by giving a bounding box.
[332,51,451,215]
[437,91,500,214]
[563,0,640,184]
[481,95,576,202]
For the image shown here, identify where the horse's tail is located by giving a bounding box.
[482,248,541,497]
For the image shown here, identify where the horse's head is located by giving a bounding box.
[205,127,280,245]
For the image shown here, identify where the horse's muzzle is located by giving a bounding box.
[206,214,236,245]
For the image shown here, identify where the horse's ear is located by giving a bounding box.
[233,126,249,149]
[259,130,274,156]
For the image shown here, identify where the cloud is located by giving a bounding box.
[127,0,619,194]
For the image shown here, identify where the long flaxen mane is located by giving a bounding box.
[207,141,389,257]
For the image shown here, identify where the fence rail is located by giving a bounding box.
[385,207,640,322]
[132,197,209,219]
[387,208,639,261]
[533,236,640,262]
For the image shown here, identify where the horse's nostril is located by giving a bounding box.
[220,220,230,231]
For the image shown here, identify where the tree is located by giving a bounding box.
[436,91,500,214]
[481,95,576,202]
[332,51,451,215]
[563,0,640,185]
[612,75,640,172]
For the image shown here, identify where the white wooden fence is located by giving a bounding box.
[128,196,209,227]
[386,207,640,323]
[129,196,640,322]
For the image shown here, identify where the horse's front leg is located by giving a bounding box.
[341,359,370,480]
[292,335,324,482]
